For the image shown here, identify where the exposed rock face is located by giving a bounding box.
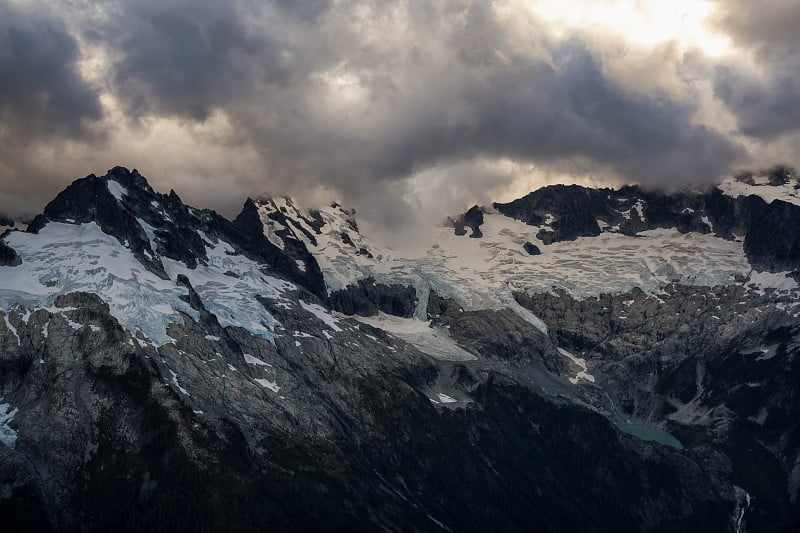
[515,284,800,530]
[0,283,739,532]
[451,205,485,238]
[440,308,566,374]
[739,196,800,271]
[328,277,417,317]
[0,240,20,266]
[523,241,541,255]
[27,167,172,278]
[232,198,327,297]
[426,291,463,325]
[497,185,605,243]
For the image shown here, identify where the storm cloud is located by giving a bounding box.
[0,2,102,144]
[712,0,800,139]
[0,0,796,224]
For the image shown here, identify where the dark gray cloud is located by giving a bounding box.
[372,41,742,187]
[712,0,800,139]
[714,56,800,139]
[0,1,102,144]
[94,0,297,121]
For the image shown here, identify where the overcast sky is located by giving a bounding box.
[1,0,798,226]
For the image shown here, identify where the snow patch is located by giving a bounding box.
[169,370,190,396]
[0,400,19,448]
[255,378,281,392]
[432,393,457,404]
[299,300,343,332]
[266,200,763,309]
[354,314,476,361]
[243,353,270,366]
[0,222,294,345]
[719,175,800,207]
[106,180,128,202]
[558,347,595,384]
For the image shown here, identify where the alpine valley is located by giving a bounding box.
[1,166,799,532]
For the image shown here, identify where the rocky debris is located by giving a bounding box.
[327,277,417,317]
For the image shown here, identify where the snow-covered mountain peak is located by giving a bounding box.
[0,168,341,346]
[249,194,384,291]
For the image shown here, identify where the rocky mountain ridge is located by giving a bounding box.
[0,167,799,531]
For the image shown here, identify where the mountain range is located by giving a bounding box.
[1,165,799,532]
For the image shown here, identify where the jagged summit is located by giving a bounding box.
[16,167,326,295]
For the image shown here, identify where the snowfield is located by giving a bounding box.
[258,199,794,317]
[355,313,477,361]
[0,222,294,345]
[718,174,800,207]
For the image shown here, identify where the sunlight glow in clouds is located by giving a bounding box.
[528,0,732,57]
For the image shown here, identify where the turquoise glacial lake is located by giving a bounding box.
[621,424,684,449]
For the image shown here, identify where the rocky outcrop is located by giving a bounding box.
[450,205,484,238]
[25,167,327,297]
[0,239,21,266]
[740,196,800,272]
[433,307,567,374]
[328,277,417,317]
[27,167,171,278]
[232,198,327,298]
[523,241,541,255]
[426,291,463,325]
